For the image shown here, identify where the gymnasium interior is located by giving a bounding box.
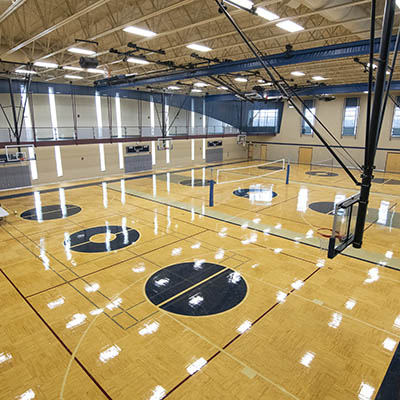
[0,0,399,399]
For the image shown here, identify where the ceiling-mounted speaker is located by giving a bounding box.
[79,57,99,69]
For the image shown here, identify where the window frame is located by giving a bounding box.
[300,99,316,136]
[341,97,360,138]
[250,108,279,129]
[390,97,400,139]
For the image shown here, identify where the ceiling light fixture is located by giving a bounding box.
[15,69,37,75]
[168,86,180,90]
[65,74,83,80]
[312,76,327,81]
[63,66,84,71]
[86,68,106,74]
[291,71,305,77]
[255,7,279,21]
[123,26,157,37]
[191,89,202,93]
[276,20,304,33]
[225,0,254,10]
[127,57,150,65]
[187,43,212,52]
[235,77,248,82]
[194,82,208,87]
[34,61,58,68]
[217,86,228,90]
[68,47,96,56]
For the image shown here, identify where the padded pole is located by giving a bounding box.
[286,163,290,185]
[209,180,215,207]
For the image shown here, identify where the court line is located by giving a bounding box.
[163,267,321,399]
[0,159,250,200]
[110,185,400,272]
[0,268,112,400]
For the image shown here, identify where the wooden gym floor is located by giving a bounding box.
[0,159,399,400]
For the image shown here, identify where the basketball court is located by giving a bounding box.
[0,0,400,399]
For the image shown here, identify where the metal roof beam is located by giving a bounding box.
[95,37,398,90]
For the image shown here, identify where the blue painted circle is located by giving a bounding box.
[233,188,278,199]
[21,204,81,221]
[145,262,247,316]
[306,171,338,177]
[67,225,140,253]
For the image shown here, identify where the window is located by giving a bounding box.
[251,109,278,128]
[342,98,359,136]
[301,99,315,135]
[391,97,400,137]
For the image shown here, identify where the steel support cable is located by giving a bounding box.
[243,32,362,171]
[214,0,360,182]
[376,21,400,150]
[168,94,189,132]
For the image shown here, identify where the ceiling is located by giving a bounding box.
[0,0,398,95]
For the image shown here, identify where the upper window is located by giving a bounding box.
[301,99,316,135]
[251,109,278,128]
[342,98,359,136]
[391,97,400,138]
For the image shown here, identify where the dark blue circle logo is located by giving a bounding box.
[21,204,81,221]
[145,262,247,316]
[233,188,277,200]
[67,225,140,253]
[306,171,338,177]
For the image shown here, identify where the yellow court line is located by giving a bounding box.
[155,267,228,308]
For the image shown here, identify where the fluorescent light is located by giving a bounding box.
[260,82,273,86]
[63,66,84,71]
[123,26,157,37]
[191,89,202,93]
[312,76,327,81]
[187,43,212,52]
[34,61,58,68]
[15,69,37,75]
[291,71,305,77]
[86,68,106,74]
[276,20,304,32]
[65,74,83,80]
[68,47,96,56]
[235,77,248,82]
[167,86,180,90]
[217,86,228,90]
[194,82,208,87]
[226,0,253,10]
[127,57,150,65]
[255,7,279,21]
[258,79,266,83]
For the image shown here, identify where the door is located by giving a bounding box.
[298,147,313,165]
[385,152,400,173]
[248,144,254,160]
[260,145,268,161]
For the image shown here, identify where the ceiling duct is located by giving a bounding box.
[290,0,370,39]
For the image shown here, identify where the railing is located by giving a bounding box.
[0,125,240,144]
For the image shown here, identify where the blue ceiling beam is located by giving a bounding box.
[96,37,397,90]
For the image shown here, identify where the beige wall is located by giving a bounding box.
[248,94,400,171]
[0,137,246,187]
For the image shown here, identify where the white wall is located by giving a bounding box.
[248,93,400,171]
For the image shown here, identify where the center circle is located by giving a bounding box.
[21,204,81,221]
[67,225,140,253]
[305,171,338,177]
[233,188,278,200]
[90,233,117,243]
[145,262,247,316]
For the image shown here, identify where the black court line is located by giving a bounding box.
[163,267,321,398]
[0,269,112,400]
[111,187,400,273]
[376,342,400,399]
[0,159,250,201]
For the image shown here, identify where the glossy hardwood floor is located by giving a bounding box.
[0,160,399,400]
